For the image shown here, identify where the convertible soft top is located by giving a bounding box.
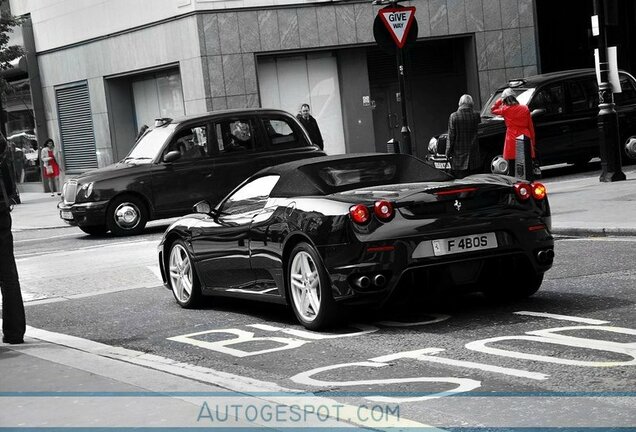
[260,153,451,198]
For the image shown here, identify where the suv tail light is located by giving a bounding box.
[374,200,394,221]
[531,182,547,200]
[349,204,370,224]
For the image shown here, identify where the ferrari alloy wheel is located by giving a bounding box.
[168,240,201,308]
[106,195,148,236]
[288,242,335,330]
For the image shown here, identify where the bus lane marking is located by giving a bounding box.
[514,311,609,325]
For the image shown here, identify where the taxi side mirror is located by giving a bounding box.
[163,150,181,163]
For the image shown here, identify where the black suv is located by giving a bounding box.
[427,69,636,172]
[58,109,325,235]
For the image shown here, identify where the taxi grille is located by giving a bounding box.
[64,180,78,204]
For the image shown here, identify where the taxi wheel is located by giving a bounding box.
[287,242,336,330]
[168,240,202,308]
[106,195,148,236]
[79,225,108,236]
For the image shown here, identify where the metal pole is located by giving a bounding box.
[594,0,625,182]
[397,47,412,155]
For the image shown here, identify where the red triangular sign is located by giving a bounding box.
[379,7,416,49]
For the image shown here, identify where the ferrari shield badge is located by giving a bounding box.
[454,199,462,211]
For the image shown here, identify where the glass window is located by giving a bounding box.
[125,123,177,163]
[263,117,301,148]
[165,125,208,160]
[579,78,599,110]
[614,75,636,106]
[481,88,535,117]
[213,118,260,154]
[220,175,280,216]
[567,81,590,112]
[530,84,565,115]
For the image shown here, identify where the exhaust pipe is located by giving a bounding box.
[373,274,387,287]
[536,249,554,264]
[355,276,371,289]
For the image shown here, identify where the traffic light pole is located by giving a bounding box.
[594,0,625,182]
[396,47,412,155]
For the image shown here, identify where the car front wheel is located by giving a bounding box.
[168,240,201,308]
[106,195,148,236]
[288,242,336,330]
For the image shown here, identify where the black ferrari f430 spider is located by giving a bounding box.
[158,153,554,329]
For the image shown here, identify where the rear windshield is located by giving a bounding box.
[299,155,451,194]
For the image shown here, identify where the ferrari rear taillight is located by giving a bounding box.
[531,182,547,200]
[374,200,394,221]
[514,182,547,202]
[513,182,532,201]
[349,204,370,224]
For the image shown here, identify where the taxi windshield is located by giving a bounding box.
[123,124,177,163]
[481,88,535,118]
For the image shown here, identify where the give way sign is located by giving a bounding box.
[379,7,416,49]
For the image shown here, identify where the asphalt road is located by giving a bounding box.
[13,215,636,428]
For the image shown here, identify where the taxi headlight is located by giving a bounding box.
[428,137,438,154]
[81,182,94,199]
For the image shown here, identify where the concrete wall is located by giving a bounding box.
[197,0,538,111]
[37,16,206,167]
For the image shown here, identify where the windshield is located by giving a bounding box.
[481,88,536,118]
[123,124,177,163]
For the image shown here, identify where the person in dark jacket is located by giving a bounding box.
[296,104,324,150]
[0,136,25,344]
[446,94,481,179]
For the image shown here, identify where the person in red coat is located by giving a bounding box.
[41,138,61,196]
[491,88,536,177]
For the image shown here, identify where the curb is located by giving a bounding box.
[552,227,636,237]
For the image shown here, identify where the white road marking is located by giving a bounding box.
[13,232,81,244]
[514,311,610,325]
[466,325,636,367]
[15,325,433,429]
[558,237,636,242]
[372,348,548,381]
[247,323,379,340]
[290,357,481,403]
[376,314,451,327]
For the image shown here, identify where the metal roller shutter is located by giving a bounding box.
[56,82,98,173]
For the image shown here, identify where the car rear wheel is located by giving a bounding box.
[168,240,201,308]
[288,242,336,330]
[106,195,148,236]
[79,225,108,235]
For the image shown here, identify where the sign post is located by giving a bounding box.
[374,1,416,155]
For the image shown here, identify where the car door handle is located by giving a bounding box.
[205,171,214,178]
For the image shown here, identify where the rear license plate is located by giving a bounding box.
[431,232,498,256]
[61,210,73,220]
[434,161,450,169]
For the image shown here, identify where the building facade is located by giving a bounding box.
[10,0,539,179]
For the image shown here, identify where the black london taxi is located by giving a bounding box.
[426,69,636,173]
[58,109,325,236]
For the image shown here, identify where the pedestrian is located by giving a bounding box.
[491,88,536,177]
[296,104,324,150]
[0,136,26,345]
[41,138,61,196]
[446,94,481,179]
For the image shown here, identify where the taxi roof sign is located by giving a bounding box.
[378,6,416,49]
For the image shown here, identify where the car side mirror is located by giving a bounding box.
[531,108,546,117]
[192,200,212,214]
[163,150,181,163]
